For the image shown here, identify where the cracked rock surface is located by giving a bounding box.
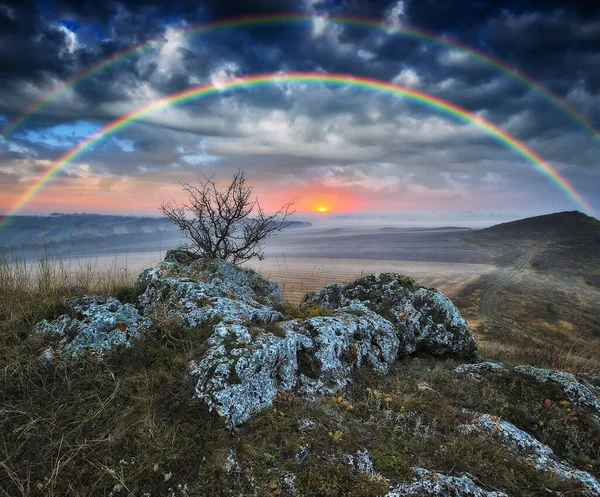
[189,302,400,427]
[137,250,282,326]
[302,273,477,360]
[513,366,600,422]
[386,467,508,497]
[34,295,152,360]
[458,413,600,496]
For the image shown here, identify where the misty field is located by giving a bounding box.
[248,256,496,303]
[3,225,496,303]
[5,221,599,373]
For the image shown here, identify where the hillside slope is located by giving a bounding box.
[473,211,600,282]
[455,211,600,371]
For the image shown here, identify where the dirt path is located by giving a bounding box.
[480,247,532,332]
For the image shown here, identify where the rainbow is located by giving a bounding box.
[0,72,595,227]
[1,13,598,139]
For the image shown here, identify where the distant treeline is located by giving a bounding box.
[0,214,312,256]
[0,231,183,258]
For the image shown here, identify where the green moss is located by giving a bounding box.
[273,300,305,319]
[263,451,277,465]
[372,449,413,479]
[297,461,389,497]
[344,308,367,317]
[302,305,336,318]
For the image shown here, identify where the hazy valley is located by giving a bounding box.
[3,210,599,372]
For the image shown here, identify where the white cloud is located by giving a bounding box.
[56,24,80,54]
[357,49,376,61]
[438,49,470,66]
[311,15,329,38]
[386,1,407,24]
[210,62,240,89]
[304,0,326,9]
[393,68,420,86]
[310,15,352,55]
[136,24,192,76]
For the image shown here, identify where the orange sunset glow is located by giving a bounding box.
[316,206,329,212]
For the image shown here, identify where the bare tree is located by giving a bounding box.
[160,171,295,265]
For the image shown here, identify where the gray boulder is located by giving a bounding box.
[189,302,400,427]
[513,366,600,422]
[189,321,313,428]
[454,362,505,383]
[157,260,476,427]
[455,362,504,374]
[302,273,476,359]
[386,467,508,497]
[34,296,152,360]
[458,413,600,496]
[298,302,400,394]
[137,250,282,326]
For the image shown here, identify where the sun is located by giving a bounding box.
[316,206,329,213]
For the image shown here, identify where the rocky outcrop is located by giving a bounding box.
[455,362,505,382]
[386,467,508,497]
[137,250,282,326]
[458,413,600,496]
[132,256,476,427]
[513,366,600,422]
[189,302,400,427]
[453,364,600,423]
[302,273,477,360]
[189,321,312,428]
[455,362,504,374]
[32,253,478,428]
[34,296,152,360]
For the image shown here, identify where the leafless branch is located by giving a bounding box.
[160,171,295,265]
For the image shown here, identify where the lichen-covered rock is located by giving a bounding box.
[386,467,508,496]
[137,251,282,326]
[513,366,600,422]
[34,296,152,360]
[298,303,400,396]
[278,474,297,497]
[139,277,282,327]
[189,303,399,427]
[302,273,476,360]
[138,250,281,306]
[189,321,312,428]
[458,413,600,496]
[455,362,505,374]
[347,449,374,473]
[582,374,600,392]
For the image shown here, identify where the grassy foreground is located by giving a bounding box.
[1,255,599,496]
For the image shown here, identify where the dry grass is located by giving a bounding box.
[236,359,597,497]
[0,250,135,336]
[1,248,599,496]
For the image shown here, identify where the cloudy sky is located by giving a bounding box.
[0,0,599,219]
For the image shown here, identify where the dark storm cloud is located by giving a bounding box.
[0,0,598,214]
[0,2,74,84]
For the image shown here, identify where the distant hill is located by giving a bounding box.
[0,213,179,250]
[469,210,600,285]
[476,211,600,243]
[0,214,312,255]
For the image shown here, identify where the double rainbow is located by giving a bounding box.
[2,13,598,139]
[0,72,594,228]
